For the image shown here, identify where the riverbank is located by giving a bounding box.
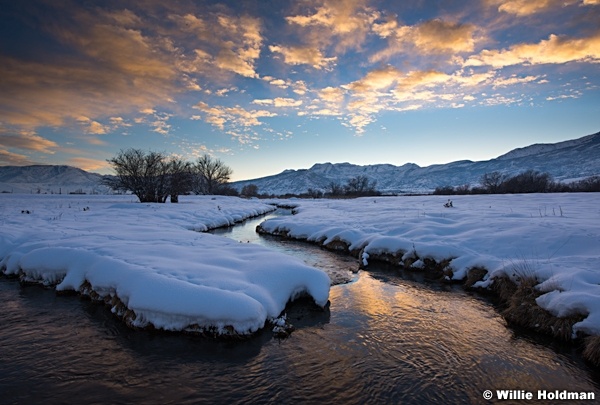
[256,193,600,366]
[0,194,330,337]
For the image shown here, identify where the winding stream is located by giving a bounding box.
[1,211,599,404]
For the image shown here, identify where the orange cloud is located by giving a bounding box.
[0,3,265,135]
[170,12,263,78]
[269,45,337,70]
[273,98,303,107]
[372,19,477,62]
[346,65,403,92]
[67,157,111,172]
[318,87,346,104]
[285,0,378,51]
[487,0,584,16]
[465,32,600,67]
[0,13,177,129]
[193,102,277,133]
[0,149,36,166]
[0,132,58,153]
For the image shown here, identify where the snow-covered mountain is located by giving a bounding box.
[1,132,598,195]
[0,165,109,194]
[231,131,600,195]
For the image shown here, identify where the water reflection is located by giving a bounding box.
[210,211,358,285]
[1,212,599,404]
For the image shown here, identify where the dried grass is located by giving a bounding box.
[494,275,585,341]
[583,336,600,366]
[464,267,488,289]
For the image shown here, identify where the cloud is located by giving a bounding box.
[318,86,346,104]
[0,2,266,136]
[486,0,587,16]
[252,99,274,106]
[76,116,129,137]
[268,78,290,89]
[492,75,542,87]
[269,45,337,70]
[345,65,403,92]
[285,0,379,51]
[0,8,178,130]
[0,149,36,166]
[465,32,600,67]
[0,132,58,153]
[170,12,263,78]
[338,68,502,133]
[253,98,303,107]
[372,19,478,62]
[67,157,110,172]
[193,102,276,133]
[88,121,109,135]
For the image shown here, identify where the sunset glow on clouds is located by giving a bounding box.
[0,0,598,180]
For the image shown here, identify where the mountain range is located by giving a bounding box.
[0,131,598,195]
[231,131,600,195]
[0,165,110,195]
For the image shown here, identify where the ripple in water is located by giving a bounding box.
[1,212,599,404]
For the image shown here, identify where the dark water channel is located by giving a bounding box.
[1,211,599,404]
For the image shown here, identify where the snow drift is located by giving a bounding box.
[0,195,330,335]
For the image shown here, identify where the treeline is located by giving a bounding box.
[433,170,600,195]
[240,175,381,199]
[103,148,236,203]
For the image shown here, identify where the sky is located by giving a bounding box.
[0,0,599,181]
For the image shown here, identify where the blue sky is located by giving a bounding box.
[0,0,599,181]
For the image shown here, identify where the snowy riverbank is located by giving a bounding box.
[0,194,330,335]
[257,194,600,340]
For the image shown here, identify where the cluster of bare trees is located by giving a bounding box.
[434,170,600,195]
[102,149,233,203]
[325,175,380,197]
[287,175,380,198]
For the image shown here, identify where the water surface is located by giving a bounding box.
[1,212,598,404]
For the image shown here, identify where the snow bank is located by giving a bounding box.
[0,194,330,334]
[260,194,600,336]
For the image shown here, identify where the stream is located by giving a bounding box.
[1,211,599,404]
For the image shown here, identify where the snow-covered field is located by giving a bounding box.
[0,194,330,335]
[1,192,599,339]
[259,193,600,337]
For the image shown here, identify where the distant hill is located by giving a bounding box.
[0,165,109,194]
[1,132,598,195]
[231,131,600,195]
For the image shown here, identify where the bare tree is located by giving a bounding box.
[167,158,194,203]
[326,181,344,197]
[306,188,323,198]
[241,184,259,197]
[344,175,378,196]
[481,171,506,194]
[103,149,193,203]
[501,170,552,193]
[192,154,233,195]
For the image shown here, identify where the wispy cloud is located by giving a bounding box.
[0,149,37,166]
[0,131,58,153]
[465,32,600,67]
[371,19,479,63]
[193,102,277,136]
[253,98,303,107]
[1,0,598,168]
[486,0,593,16]
[285,0,379,52]
[269,45,337,70]
[169,12,263,78]
[66,157,110,172]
